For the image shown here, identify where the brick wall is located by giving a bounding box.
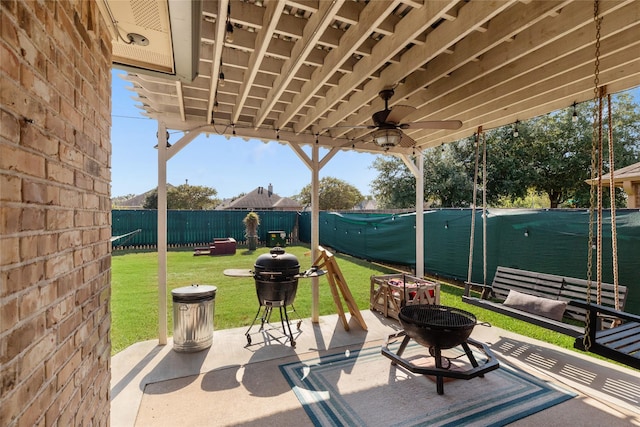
[1,1,112,425]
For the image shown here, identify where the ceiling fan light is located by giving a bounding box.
[373,128,402,147]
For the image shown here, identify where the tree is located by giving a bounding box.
[370,156,416,209]
[370,92,639,209]
[295,177,364,210]
[526,94,639,208]
[143,184,219,209]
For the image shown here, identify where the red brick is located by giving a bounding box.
[20,121,58,156]
[2,313,46,364]
[59,188,81,208]
[58,230,81,250]
[44,251,74,279]
[56,349,81,390]
[20,335,56,381]
[17,283,38,318]
[74,210,93,228]
[0,297,19,334]
[57,310,81,345]
[21,205,45,231]
[0,109,21,142]
[45,109,66,140]
[1,261,45,297]
[0,144,44,176]
[0,205,21,234]
[0,41,20,80]
[46,162,74,185]
[37,233,57,257]
[46,208,73,231]
[47,294,74,327]
[20,61,51,103]
[22,179,48,204]
[0,384,20,426]
[57,387,80,427]
[19,234,38,261]
[0,237,20,265]
[74,170,93,191]
[0,174,22,202]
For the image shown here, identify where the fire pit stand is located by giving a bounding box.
[381,304,499,395]
[382,331,499,394]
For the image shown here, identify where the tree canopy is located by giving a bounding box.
[143,184,219,209]
[295,177,364,210]
[371,92,639,209]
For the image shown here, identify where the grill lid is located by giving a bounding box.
[254,247,300,272]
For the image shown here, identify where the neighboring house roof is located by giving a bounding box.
[353,199,378,210]
[112,184,176,208]
[585,162,640,186]
[226,184,301,210]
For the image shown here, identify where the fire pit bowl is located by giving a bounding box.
[399,304,477,350]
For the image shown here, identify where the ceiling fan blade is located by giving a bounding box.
[401,120,463,130]
[399,132,418,148]
[385,105,415,124]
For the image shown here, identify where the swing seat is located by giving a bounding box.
[571,301,640,370]
[463,266,628,338]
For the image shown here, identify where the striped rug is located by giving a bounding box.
[279,342,575,427]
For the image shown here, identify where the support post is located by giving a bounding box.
[157,123,168,345]
[415,151,424,277]
[311,144,320,322]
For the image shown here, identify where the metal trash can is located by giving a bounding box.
[171,284,217,352]
[267,230,286,247]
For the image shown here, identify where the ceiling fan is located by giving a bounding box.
[326,88,462,148]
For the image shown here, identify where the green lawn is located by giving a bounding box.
[111,245,575,355]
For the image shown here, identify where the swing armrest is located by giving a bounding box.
[569,301,640,323]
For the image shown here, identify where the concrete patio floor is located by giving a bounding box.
[111,309,640,426]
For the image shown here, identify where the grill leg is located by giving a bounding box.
[280,306,296,347]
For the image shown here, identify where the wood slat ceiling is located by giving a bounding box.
[116,0,640,155]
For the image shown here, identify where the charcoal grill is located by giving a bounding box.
[382,304,499,394]
[225,247,323,348]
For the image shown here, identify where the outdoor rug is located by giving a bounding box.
[279,342,576,427]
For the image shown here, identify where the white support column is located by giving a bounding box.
[157,123,168,345]
[400,153,424,278]
[415,151,425,277]
[311,144,320,322]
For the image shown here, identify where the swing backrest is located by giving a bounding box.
[489,266,628,325]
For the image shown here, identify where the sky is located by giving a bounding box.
[111,68,640,200]
[110,69,381,199]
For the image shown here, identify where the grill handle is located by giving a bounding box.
[256,271,283,276]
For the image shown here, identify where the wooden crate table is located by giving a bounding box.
[370,274,440,320]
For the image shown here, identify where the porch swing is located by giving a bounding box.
[459,127,628,339]
[462,0,638,369]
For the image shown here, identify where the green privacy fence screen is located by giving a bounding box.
[112,209,639,314]
[111,210,299,248]
[298,209,640,315]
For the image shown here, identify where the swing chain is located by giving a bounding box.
[584,0,603,352]
[607,94,620,311]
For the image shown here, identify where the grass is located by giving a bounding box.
[111,245,399,354]
[111,244,576,355]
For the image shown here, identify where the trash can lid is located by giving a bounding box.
[172,284,217,301]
